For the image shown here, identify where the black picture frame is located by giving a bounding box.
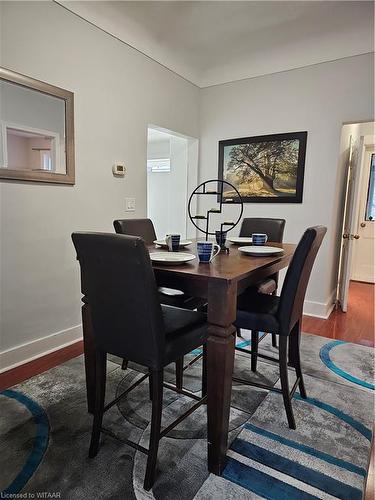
[218,131,307,203]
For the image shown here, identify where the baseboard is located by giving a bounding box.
[0,291,336,373]
[351,275,375,284]
[303,290,336,319]
[0,324,83,373]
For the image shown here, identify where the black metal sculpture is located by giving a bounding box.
[188,179,244,251]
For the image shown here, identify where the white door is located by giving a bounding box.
[337,135,363,311]
[351,146,375,283]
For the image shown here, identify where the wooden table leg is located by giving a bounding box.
[207,280,237,474]
[82,301,96,414]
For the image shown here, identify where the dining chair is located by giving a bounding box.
[234,226,326,429]
[238,217,286,353]
[114,219,204,308]
[72,232,208,490]
[113,218,206,389]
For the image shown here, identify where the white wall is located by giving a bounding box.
[147,133,189,239]
[147,128,199,239]
[199,53,374,317]
[147,133,171,238]
[0,1,199,369]
[1,80,65,136]
[6,133,28,169]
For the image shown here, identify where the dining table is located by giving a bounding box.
[80,239,296,476]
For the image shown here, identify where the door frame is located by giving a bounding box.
[337,134,358,312]
[146,124,199,239]
[337,123,375,311]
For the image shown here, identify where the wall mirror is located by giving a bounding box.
[0,67,75,184]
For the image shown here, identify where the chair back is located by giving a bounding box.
[277,226,326,334]
[72,232,165,368]
[239,217,286,242]
[113,218,157,244]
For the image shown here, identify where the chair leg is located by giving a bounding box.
[121,359,128,370]
[148,368,154,400]
[144,369,163,491]
[175,358,183,392]
[202,344,207,397]
[89,350,107,458]
[236,326,244,339]
[289,320,307,399]
[279,336,296,430]
[251,330,259,372]
[271,291,278,348]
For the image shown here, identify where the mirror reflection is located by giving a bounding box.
[1,79,67,174]
[0,67,74,184]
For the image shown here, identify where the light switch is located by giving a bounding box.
[125,198,136,212]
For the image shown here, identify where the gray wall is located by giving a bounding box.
[0,1,199,363]
[199,53,374,316]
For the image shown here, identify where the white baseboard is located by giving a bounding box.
[0,290,336,374]
[351,274,375,284]
[303,290,336,319]
[0,324,83,374]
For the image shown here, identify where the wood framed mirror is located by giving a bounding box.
[0,67,75,184]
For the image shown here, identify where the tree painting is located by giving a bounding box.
[219,132,307,203]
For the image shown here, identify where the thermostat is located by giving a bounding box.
[112,164,126,176]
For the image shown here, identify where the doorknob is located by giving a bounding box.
[342,233,349,239]
[353,234,360,239]
[360,222,366,228]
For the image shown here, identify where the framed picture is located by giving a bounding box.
[218,131,307,203]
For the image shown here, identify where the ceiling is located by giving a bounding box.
[58,1,374,88]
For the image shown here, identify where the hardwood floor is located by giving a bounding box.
[0,341,83,392]
[302,281,375,347]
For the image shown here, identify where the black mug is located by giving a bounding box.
[215,230,227,249]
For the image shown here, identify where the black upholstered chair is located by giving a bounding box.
[234,226,326,429]
[114,218,206,388]
[72,233,208,490]
[238,217,286,352]
[113,219,156,244]
[114,219,205,310]
[239,217,286,294]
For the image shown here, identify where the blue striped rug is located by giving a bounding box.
[194,370,373,500]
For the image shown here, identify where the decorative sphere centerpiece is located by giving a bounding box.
[188,179,244,252]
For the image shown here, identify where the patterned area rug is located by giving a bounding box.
[0,332,373,499]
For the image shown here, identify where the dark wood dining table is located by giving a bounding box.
[81,240,296,476]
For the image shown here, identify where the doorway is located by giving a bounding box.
[337,121,375,318]
[146,126,198,240]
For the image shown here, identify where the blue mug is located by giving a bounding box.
[197,241,220,263]
[252,233,268,246]
[166,234,180,251]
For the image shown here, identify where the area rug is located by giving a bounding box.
[1,332,373,499]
